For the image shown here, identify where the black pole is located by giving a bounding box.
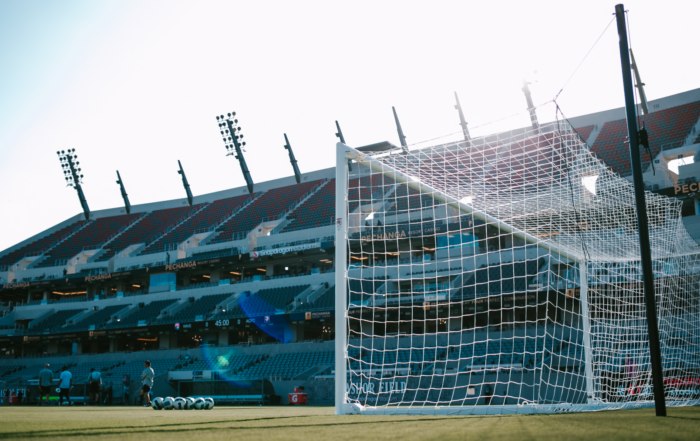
[454,92,471,145]
[614,3,666,417]
[225,119,254,194]
[177,160,194,206]
[283,133,302,184]
[116,171,131,214]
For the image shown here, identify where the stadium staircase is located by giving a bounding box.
[138,203,210,255]
[24,221,94,269]
[272,179,331,234]
[198,192,264,246]
[87,213,149,263]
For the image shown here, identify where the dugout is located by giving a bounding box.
[177,379,276,405]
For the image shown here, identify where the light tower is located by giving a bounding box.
[216,112,254,194]
[454,92,471,144]
[177,160,194,206]
[521,79,540,132]
[392,107,409,154]
[56,149,90,220]
[283,134,302,184]
[116,171,131,214]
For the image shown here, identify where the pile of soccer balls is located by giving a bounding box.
[152,397,214,410]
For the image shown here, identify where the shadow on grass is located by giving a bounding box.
[0,416,485,439]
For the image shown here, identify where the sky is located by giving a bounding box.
[1,0,699,252]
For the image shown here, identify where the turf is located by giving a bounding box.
[0,406,698,440]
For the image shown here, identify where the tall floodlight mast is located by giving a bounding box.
[615,3,666,417]
[216,112,254,194]
[283,134,302,184]
[116,170,131,214]
[521,80,540,132]
[454,92,471,144]
[630,49,650,115]
[56,149,90,220]
[177,160,194,206]
[392,107,409,154]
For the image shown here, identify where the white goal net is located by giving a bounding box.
[334,102,700,415]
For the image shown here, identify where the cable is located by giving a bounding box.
[554,17,615,102]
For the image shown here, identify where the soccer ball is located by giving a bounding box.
[193,397,206,410]
[162,397,175,410]
[184,397,196,410]
[151,397,164,410]
[203,397,215,410]
[173,397,187,410]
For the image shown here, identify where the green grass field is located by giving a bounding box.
[0,406,698,440]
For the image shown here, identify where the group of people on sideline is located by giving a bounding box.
[2,361,154,406]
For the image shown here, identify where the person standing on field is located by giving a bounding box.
[141,361,154,407]
[58,366,72,406]
[88,368,102,405]
[39,364,53,406]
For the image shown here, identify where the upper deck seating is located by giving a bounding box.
[210,181,322,245]
[0,221,86,269]
[142,194,253,255]
[591,101,700,177]
[96,205,198,261]
[281,180,335,232]
[37,214,142,268]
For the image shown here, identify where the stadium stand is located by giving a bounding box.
[178,354,261,372]
[36,214,142,268]
[96,205,199,261]
[28,308,86,333]
[104,358,180,381]
[0,220,86,269]
[210,181,322,244]
[590,101,700,176]
[575,125,595,144]
[297,285,334,312]
[282,180,335,232]
[104,299,177,328]
[62,304,131,332]
[139,203,207,255]
[141,194,252,255]
[159,293,231,323]
[216,285,310,319]
[238,350,333,379]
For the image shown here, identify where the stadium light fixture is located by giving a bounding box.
[283,133,302,184]
[56,148,90,220]
[216,110,254,194]
[116,170,132,214]
[177,160,194,206]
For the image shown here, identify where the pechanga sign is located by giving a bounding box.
[165,261,197,271]
[1,282,30,289]
[84,273,112,282]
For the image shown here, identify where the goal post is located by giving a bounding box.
[334,104,700,415]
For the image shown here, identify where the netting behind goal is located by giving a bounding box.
[334,102,700,415]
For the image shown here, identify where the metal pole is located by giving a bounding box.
[334,142,349,415]
[614,3,666,417]
[579,260,596,404]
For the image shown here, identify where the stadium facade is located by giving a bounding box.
[1,88,700,407]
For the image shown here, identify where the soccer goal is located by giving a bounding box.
[334,103,700,415]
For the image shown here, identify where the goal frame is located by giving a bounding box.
[334,141,598,415]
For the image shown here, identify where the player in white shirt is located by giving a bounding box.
[58,366,72,406]
[141,361,154,407]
